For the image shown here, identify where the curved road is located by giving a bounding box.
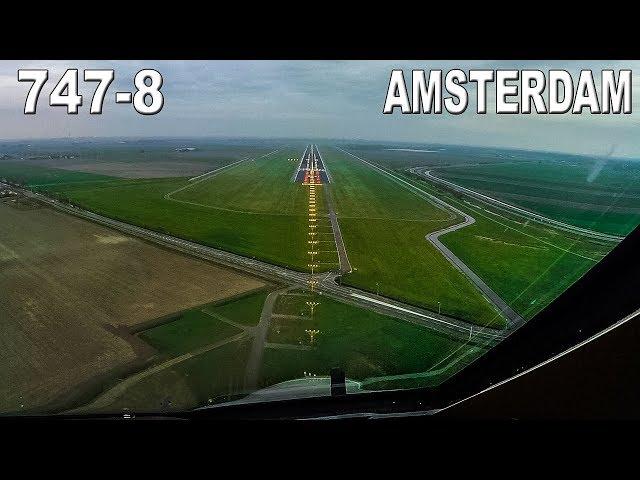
[19,186,507,344]
[412,167,623,243]
[426,209,524,327]
[336,147,524,327]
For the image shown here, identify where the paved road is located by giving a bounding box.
[336,147,523,327]
[411,167,623,243]
[426,210,524,327]
[244,287,291,390]
[17,186,507,344]
[315,145,352,274]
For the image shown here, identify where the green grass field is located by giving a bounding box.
[400,171,613,319]
[202,290,270,327]
[263,290,483,389]
[0,161,114,186]
[435,160,640,236]
[169,153,307,214]
[104,339,253,411]
[101,291,269,411]
[89,288,482,411]
[323,148,505,327]
[0,151,337,272]
[140,309,242,357]
[6,140,628,411]
[2,143,628,328]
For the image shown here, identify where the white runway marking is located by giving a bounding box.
[385,148,438,153]
[188,158,247,182]
[350,293,465,331]
[169,149,280,198]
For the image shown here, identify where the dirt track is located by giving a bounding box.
[0,199,264,412]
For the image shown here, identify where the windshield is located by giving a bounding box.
[1,60,638,415]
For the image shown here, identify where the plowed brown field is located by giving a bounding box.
[0,198,264,412]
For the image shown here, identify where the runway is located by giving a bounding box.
[18,186,508,345]
[294,144,330,184]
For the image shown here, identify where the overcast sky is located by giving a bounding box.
[1,60,639,157]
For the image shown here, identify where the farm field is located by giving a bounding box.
[0,198,265,413]
[322,147,505,327]
[0,137,280,179]
[0,161,113,186]
[340,142,538,170]
[74,290,276,412]
[1,145,515,327]
[434,160,640,236]
[2,137,636,414]
[0,148,337,272]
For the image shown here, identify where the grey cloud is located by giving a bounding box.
[0,60,639,157]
